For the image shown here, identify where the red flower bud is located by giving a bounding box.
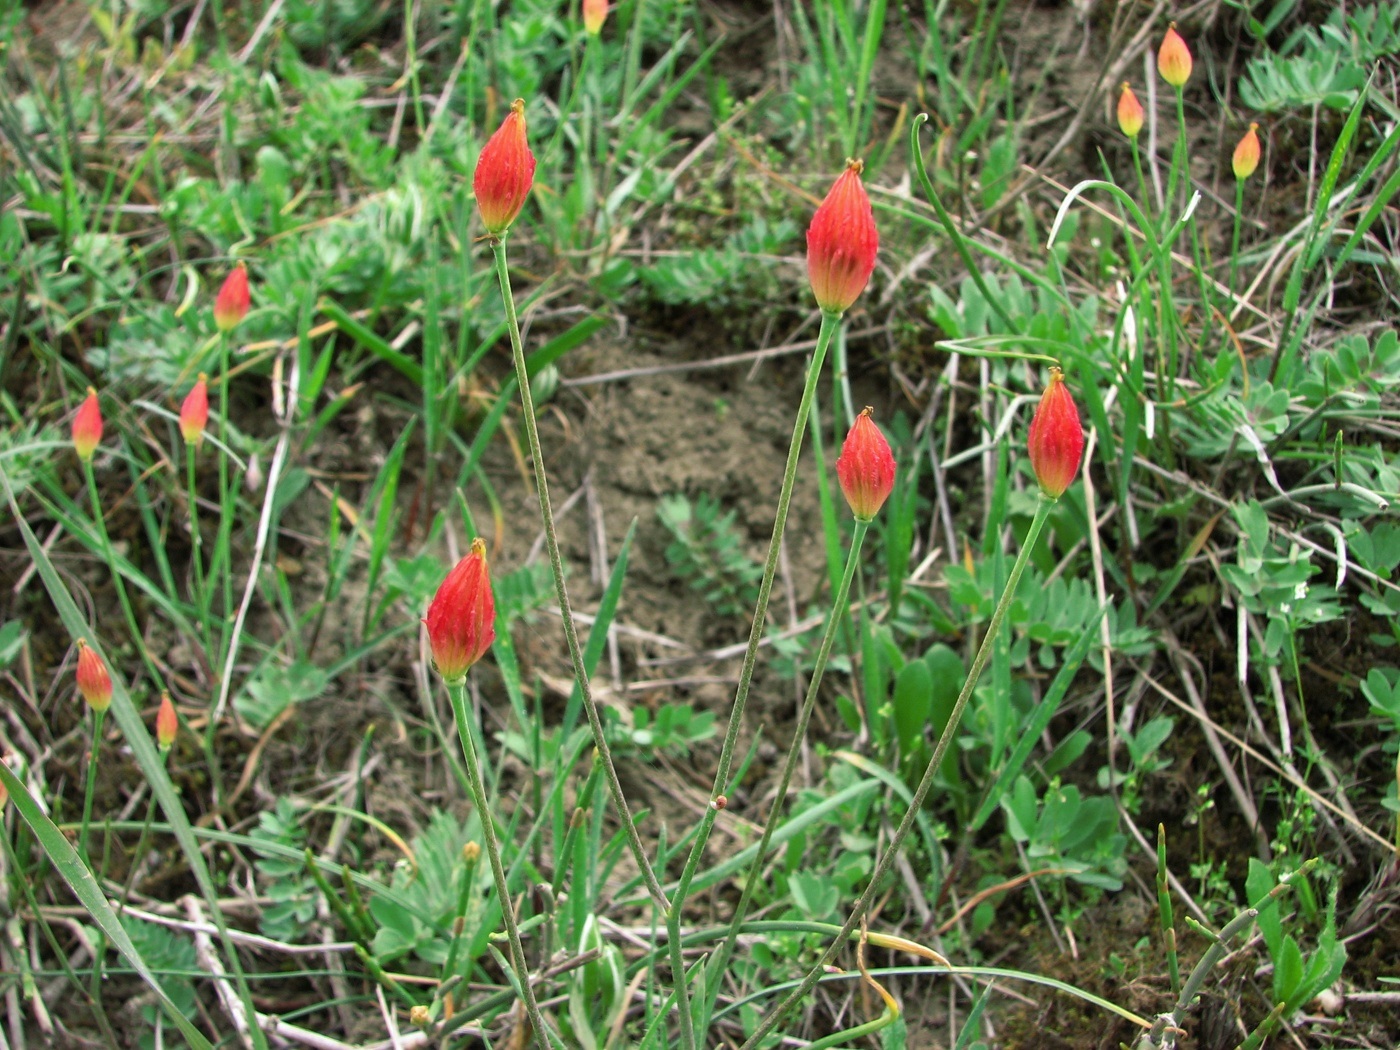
[76,639,113,712]
[214,262,250,333]
[1157,24,1192,89]
[424,538,496,681]
[156,692,178,751]
[807,159,878,314]
[583,0,607,34]
[837,407,896,521]
[1232,123,1261,180]
[1027,368,1085,499]
[474,99,536,237]
[180,374,209,447]
[1117,83,1144,139]
[72,387,103,463]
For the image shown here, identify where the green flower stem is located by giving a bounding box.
[738,493,1058,1050]
[1129,137,1150,216]
[488,239,685,1045]
[186,445,210,659]
[667,308,841,1044]
[77,707,106,867]
[212,330,235,690]
[1228,178,1245,309]
[704,519,869,1011]
[446,678,551,1050]
[441,842,481,982]
[82,465,162,686]
[119,750,170,908]
[672,309,839,895]
[1163,87,1187,225]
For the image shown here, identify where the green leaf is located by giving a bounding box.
[0,765,217,1050]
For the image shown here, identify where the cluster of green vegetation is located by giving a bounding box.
[0,0,1397,1047]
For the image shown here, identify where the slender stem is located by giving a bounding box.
[705,520,869,1012]
[213,330,234,690]
[446,679,551,1050]
[1228,178,1245,310]
[186,446,210,659]
[83,465,160,685]
[670,309,840,932]
[1129,137,1150,217]
[120,751,170,909]
[488,239,687,1041]
[442,843,481,981]
[1163,87,1186,224]
[489,239,665,908]
[738,494,1058,1050]
[77,708,106,868]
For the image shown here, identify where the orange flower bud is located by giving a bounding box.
[1027,368,1085,499]
[180,374,209,447]
[583,0,607,34]
[837,407,896,521]
[1157,24,1192,88]
[806,159,878,314]
[214,262,250,333]
[72,387,103,463]
[1117,83,1144,139]
[424,538,496,681]
[473,99,536,237]
[1232,123,1261,180]
[76,639,113,712]
[156,692,178,751]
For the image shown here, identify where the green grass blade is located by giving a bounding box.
[0,765,218,1050]
[0,468,266,1050]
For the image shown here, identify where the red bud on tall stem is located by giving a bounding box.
[1117,83,1144,139]
[156,692,178,751]
[424,538,496,682]
[76,639,113,712]
[1233,123,1261,180]
[1157,24,1192,88]
[474,99,536,238]
[214,262,250,333]
[72,388,103,463]
[1027,368,1085,499]
[837,408,896,521]
[583,0,607,34]
[806,159,878,314]
[181,374,210,448]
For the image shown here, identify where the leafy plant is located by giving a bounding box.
[658,493,763,618]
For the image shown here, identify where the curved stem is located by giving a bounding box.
[488,239,686,1044]
[704,519,870,1011]
[738,494,1058,1050]
[446,679,553,1050]
[910,114,1019,334]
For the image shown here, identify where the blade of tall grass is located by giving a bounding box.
[0,465,268,1050]
[0,764,218,1050]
